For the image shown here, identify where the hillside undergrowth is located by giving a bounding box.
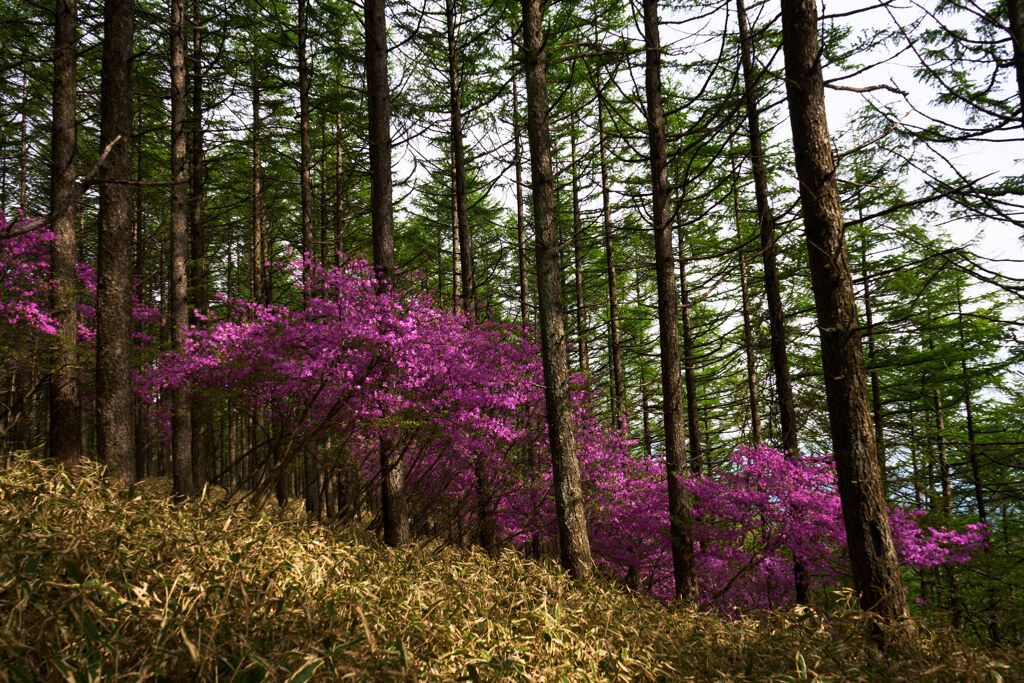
[0,456,1017,682]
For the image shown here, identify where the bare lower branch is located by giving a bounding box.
[1,135,123,239]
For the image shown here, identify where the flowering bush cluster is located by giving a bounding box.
[0,215,58,341]
[680,446,986,610]
[1,227,987,612]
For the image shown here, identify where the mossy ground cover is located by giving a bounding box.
[0,455,1018,681]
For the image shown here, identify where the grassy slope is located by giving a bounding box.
[0,456,1018,682]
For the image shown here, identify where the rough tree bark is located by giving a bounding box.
[97,0,136,486]
[522,0,593,579]
[731,167,761,444]
[170,0,194,497]
[49,0,82,469]
[570,128,588,373]
[365,0,407,546]
[643,0,697,602]
[188,0,210,490]
[512,61,529,329]
[678,244,702,475]
[737,0,798,458]
[781,0,910,626]
[737,0,807,603]
[297,0,321,519]
[598,93,625,428]
[447,0,474,317]
[1008,0,1024,129]
[251,59,267,305]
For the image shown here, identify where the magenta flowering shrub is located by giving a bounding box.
[1,236,989,614]
[681,445,846,611]
[889,507,987,568]
[671,445,987,611]
[0,216,58,342]
[0,215,158,352]
[141,258,563,538]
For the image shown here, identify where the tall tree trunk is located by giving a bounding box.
[251,63,267,304]
[189,0,206,316]
[570,129,588,373]
[132,111,147,480]
[475,452,496,556]
[781,0,910,626]
[274,438,288,507]
[737,0,798,459]
[643,0,696,602]
[320,133,329,265]
[447,0,474,317]
[1008,0,1024,129]
[335,107,345,260]
[297,0,320,519]
[678,244,702,474]
[739,0,809,602]
[451,165,460,312]
[729,167,761,440]
[19,72,29,212]
[97,0,136,486]
[170,0,194,497]
[298,0,314,289]
[934,387,950,513]
[732,172,760,444]
[860,241,886,485]
[598,93,625,429]
[957,297,986,524]
[189,0,209,490]
[522,0,593,580]
[910,415,923,507]
[49,0,82,469]
[640,375,653,457]
[512,61,529,330]
[961,358,985,522]
[448,0,487,546]
[365,0,406,546]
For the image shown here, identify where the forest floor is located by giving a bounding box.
[0,455,1019,682]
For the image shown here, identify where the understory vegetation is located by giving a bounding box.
[1,456,1018,682]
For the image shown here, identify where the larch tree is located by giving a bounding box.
[446,0,476,317]
[189,0,210,490]
[780,0,910,626]
[642,0,697,602]
[97,0,137,486]
[48,0,81,469]
[297,0,321,519]
[170,0,195,498]
[522,0,594,580]
[736,0,806,601]
[1010,0,1024,128]
[365,0,407,547]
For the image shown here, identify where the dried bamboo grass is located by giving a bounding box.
[0,455,1018,681]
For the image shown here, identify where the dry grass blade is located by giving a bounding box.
[0,455,1019,681]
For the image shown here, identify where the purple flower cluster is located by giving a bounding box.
[0,215,58,339]
[1,231,987,612]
